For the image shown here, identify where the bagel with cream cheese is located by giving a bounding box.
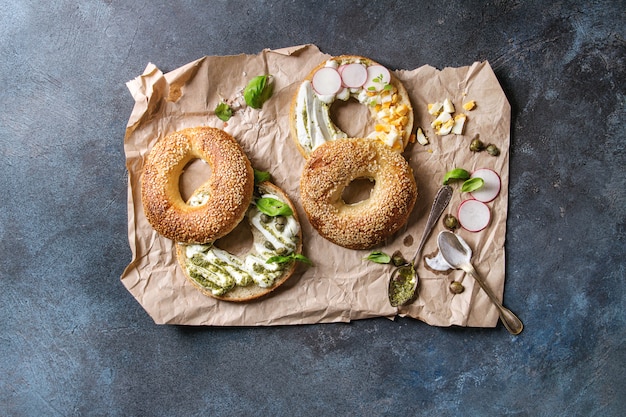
[300,138,417,250]
[141,127,254,244]
[289,55,413,157]
[176,181,303,302]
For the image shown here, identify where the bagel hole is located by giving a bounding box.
[179,158,212,202]
[342,177,375,205]
[330,97,376,138]
[214,219,254,257]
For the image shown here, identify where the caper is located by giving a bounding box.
[443,214,459,230]
[391,250,408,267]
[260,213,272,223]
[486,144,500,156]
[276,247,288,256]
[275,222,285,232]
[470,138,485,152]
[449,281,465,294]
[264,240,275,251]
[275,216,287,225]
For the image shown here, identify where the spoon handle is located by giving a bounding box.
[463,263,524,335]
[410,185,453,264]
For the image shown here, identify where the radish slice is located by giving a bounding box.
[458,199,491,232]
[470,168,501,202]
[363,65,391,92]
[312,67,342,96]
[340,63,368,88]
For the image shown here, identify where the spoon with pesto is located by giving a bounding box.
[437,230,523,335]
[388,185,453,307]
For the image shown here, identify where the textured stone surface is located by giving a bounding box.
[1,1,624,415]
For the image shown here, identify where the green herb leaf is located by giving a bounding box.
[243,75,274,109]
[461,177,485,193]
[256,197,293,217]
[267,253,313,265]
[365,251,392,264]
[254,169,271,184]
[443,168,471,185]
[215,102,233,121]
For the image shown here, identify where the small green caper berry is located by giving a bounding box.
[275,247,288,256]
[264,241,275,251]
[486,144,500,156]
[449,281,465,294]
[391,251,408,267]
[275,216,287,225]
[443,214,459,230]
[260,213,272,223]
[470,138,485,152]
[275,223,285,232]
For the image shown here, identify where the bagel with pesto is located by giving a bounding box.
[176,181,304,302]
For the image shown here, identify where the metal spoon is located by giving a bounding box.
[437,230,524,335]
[388,185,453,307]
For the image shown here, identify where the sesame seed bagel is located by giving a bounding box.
[141,127,254,244]
[300,138,417,250]
[176,181,303,302]
[289,54,414,157]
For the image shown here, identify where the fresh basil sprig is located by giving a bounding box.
[461,177,484,193]
[443,168,470,185]
[267,253,313,265]
[243,75,274,109]
[215,102,233,121]
[254,169,271,184]
[256,197,293,217]
[365,251,392,264]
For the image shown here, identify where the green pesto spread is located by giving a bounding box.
[389,266,417,307]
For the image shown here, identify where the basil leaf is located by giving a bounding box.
[365,251,392,264]
[254,169,271,184]
[256,197,293,217]
[243,75,274,109]
[215,102,233,121]
[443,168,470,185]
[267,253,313,265]
[461,177,485,193]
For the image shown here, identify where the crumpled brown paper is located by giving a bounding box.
[121,44,510,327]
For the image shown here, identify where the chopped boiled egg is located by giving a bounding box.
[451,114,467,135]
[426,98,475,136]
[428,101,443,116]
[463,100,476,111]
[416,127,429,145]
[442,98,455,113]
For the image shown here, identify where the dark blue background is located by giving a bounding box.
[1,1,624,416]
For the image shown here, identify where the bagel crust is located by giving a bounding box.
[300,138,417,250]
[176,182,303,302]
[141,127,254,244]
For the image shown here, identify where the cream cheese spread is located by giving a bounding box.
[181,192,300,295]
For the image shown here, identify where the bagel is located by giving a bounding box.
[141,127,254,244]
[289,55,413,157]
[176,181,303,302]
[300,138,417,250]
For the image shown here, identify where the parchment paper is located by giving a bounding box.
[121,44,510,327]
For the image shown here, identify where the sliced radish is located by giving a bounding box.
[363,65,391,92]
[340,63,368,88]
[312,67,342,96]
[458,199,491,232]
[470,168,501,202]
